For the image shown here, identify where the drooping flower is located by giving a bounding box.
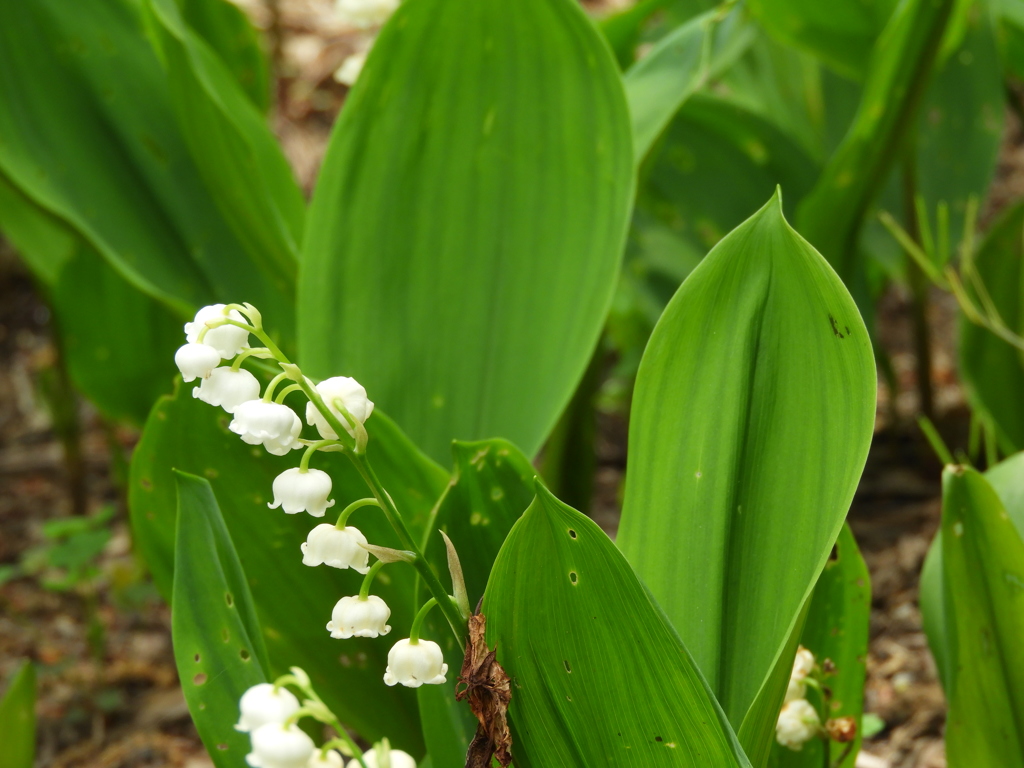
[383,638,447,688]
[308,751,344,768]
[300,524,370,572]
[184,304,250,359]
[327,595,391,639]
[193,367,261,413]
[269,468,335,517]
[348,748,417,768]
[175,343,221,382]
[229,400,303,455]
[791,646,815,680]
[336,0,398,28]
[306,377,374,440]
[784,676,806,704]
[246,723,316,768]
[235,683,301,733]
[776,699,821,751]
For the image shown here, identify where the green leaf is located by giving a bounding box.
[959,202,1024,452]
[746,0,898,80]
[483,484,752,768]
[172,471,268,765]
[175,0,270,112]
[624,6,754,163]
[299,0,634,463]
[769,524,871,768]
[0,661,36,768]
[937,466,1024,766]
[617,192,876,755]
[129,380,449,752]
[796,0,955,284]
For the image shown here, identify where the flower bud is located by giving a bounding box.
[193,367,261,413]
[300,524,370,572]
[383,638,448,688]
[235,683,301,733]
[269,468,335,517]
[791,646,815,681]
[327,595,391,639]
[775,699,820,751]
[229,401,302,455]
[347,749,417,768]
[308,750,344,768]
[175,343,221,382]
[184,304,250,359]
[246,722,316,768]
[306,377,374,440]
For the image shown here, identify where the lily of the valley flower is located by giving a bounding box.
[308,751,344,768]
[175,343,221,382]
[235,684,301,733]
[300,524,370,572]
[306,377,374,440]
[336,0,398,28]
[775,698,820,751]
[269,468,336,517]
[246,722,316,768]
[230,400,303,455]
[185,304,250,359]
[327,595,391,639]
[383,638,447,688]
[784,645,816,703]
[194,367,261,413]
[348,749,417,768]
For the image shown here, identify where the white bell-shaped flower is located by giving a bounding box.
[306,377,374,440]
[348,748,417,768]
[185,304,251,359]
[336,0,398,28]
[269,468,335,517]
[791,646,815,680]
[784,676,806,704]
[235,683,301,733]
[229,400,303,455]
[175,343,221,382]
[383,638,448,688]
[327,595,391,639]
[775,699,820,751]
[308,750,344,768]
[247,722,316,768]
[193,367,261,413]
[300,524,370,572]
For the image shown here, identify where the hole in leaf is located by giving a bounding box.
[217,744,228,751]
[563,660,571,673]
[240,649,251,661]
[655,736,663,742]
[193,654,200,663]
[569,571,578,585]
[199,702,206,710]
[225,593,234,607]
[193,673,208,686]
[568,529,577,539]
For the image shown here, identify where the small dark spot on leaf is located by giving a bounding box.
[563,660,571,673]
[568,529,577,539]
[845,326,851,335]
[193,673,208,686]
[828,313,845,339]
[655,736,663,742]
[217,744,228,751]
[240,649,251,661]
[828,545,839,562]
[569,571,578,585]
[225,593,234,607]
[140,478,153,490]
[193,654,200,663]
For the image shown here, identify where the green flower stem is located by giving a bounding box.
[336,497,382,529]
[359,560,387,599]
[300,440,342,472]
[229,347,273,371]
[409,597,439,643]
[262,372,291,402]
[274,383,305,403]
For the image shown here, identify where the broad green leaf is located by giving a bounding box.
[0,0,293,330]
[129,380,449,752]
[617,192,876,753]
[624,6,754,163]
[299,0,634,463]
[797,0,955,285]
[993,0,1024,78]
[938,466,1024,766]
[959,202,1024,452]
[769,525,871,768]
[0,661,35,768]
[175,0,270,112]
[417,439,536,768]
[172,472,268,766]
[0,171,77,285]
[484,484,752,768]
[747,0,898,80]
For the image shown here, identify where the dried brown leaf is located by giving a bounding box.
[456,613,512,767]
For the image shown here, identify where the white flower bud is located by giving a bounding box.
[776,699,820,751]
[300,524,370,572]
[347,748,417,768]
[306,377,374,440]
[383,638,447,688]
[308,751,344,768]
[175,343,221,382]
[235,683,301,733]
[784,676,806,704]
[184,304,250,359]
[791,646,815,681]
[336,0,398,28]
[269,468,335,517]
[229,400,303,455]
[334,51,367,86]
[246,722,316,768]
[193,367,261,413]
[327,595,391,639]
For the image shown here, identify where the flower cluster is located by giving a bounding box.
[175,304,451,691]
[775,645,821,751]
